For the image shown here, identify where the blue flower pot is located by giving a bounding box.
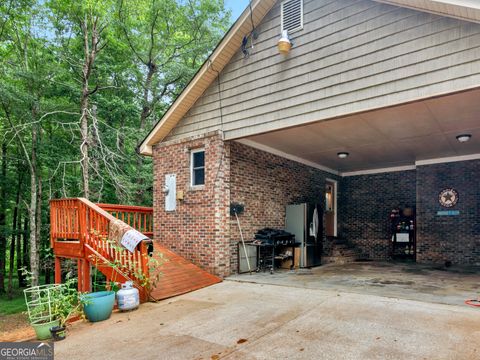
[81,291,115,322]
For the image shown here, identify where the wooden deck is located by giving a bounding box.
[50,198,220,302]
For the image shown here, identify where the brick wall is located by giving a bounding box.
[152,132,231,277]
[416,160,480,265]
[230,142,340,272]
[339,171,417,260]
[153,131,479,273]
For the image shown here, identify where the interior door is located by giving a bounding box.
[325,181,337,237]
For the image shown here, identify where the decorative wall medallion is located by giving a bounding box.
[438,188,459,208]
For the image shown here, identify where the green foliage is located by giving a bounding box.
[0,292,27,315]
[0,0,230,291]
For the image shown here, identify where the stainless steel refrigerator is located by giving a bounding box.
[285,203,322,268]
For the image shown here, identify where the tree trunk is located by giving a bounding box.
[36,173,42,283]
[80,93,89,199]
[16,216,24,287]
[7,173,21,299]
[29,122,39,286]
[22,216,29,275]
[135,63,156,204]
[0,142,7,293]
[79,15,100,200]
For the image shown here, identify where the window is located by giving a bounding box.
[190,149,205,187]
[281,0,303,33]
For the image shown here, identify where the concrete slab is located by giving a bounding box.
[229,262,480,306]
[55,280,480,360]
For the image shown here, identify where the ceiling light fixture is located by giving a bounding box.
[456,134,472,143]
[337,152,349,159]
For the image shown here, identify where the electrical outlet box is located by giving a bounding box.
[176,190,184,200]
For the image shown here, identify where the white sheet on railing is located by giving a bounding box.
[121,229,149,253]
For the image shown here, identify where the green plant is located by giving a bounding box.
[88,232,166,297]
[23,270,82,327]
[49,279,82,327]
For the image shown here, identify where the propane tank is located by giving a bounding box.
[116,281,139,311]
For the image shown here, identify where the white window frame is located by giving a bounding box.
[281,0,304,34]
[190,148,205,187]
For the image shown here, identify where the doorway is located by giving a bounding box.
[325,180,337,237]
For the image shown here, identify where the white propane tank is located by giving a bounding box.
[116,281,139,311]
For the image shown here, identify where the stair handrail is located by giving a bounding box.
[51,198,151,297]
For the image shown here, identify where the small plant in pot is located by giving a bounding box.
[48,279,82,341]
[24,276,82,341]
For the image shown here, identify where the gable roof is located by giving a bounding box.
[139,0,480,156]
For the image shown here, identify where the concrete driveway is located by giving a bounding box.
[229,262,480,306]
[56,279,480,360]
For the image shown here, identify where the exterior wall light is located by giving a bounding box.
[277,30,292,55]
[456,134,472,143]
[337,152,349,159]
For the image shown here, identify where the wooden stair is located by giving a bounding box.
[50,198,221,302]
[322,237,366,265]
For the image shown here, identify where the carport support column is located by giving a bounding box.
[213,139,231,277]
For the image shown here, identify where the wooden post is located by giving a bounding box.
[82,259,91,293]
[77,259,83,292]
[55,257,61,284]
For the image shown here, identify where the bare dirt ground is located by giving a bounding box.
[0,313,34,341]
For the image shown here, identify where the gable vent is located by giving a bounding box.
[281,0,303,33]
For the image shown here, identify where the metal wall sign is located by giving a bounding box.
[437,210,460,216]
[438,188,459,208]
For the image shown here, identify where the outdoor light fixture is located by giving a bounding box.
[456,134,472,143]
[337,152,349,159]
[277,30,292,55]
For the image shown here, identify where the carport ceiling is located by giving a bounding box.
[244,89,480,173]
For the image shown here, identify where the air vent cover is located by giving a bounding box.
[281,0,303,33]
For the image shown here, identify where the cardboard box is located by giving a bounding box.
[279,246,300,269]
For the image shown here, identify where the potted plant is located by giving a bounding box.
[24,283,62,340]
[81,235,164,322]
[24,275,82,340]
[48,279,82,341]
[80,290,116,322]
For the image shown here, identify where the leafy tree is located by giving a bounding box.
[0,0,230,292]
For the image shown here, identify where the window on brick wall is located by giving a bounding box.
[190,148,205,187]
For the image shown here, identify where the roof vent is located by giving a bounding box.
[281,0,303,33]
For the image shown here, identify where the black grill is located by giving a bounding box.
[254,228,295,246]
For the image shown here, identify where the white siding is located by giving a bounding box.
[165,0,480,141]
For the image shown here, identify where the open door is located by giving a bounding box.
[325,180,337,237]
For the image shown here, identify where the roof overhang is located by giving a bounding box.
[139,0,480,156]
[375,0,480,23]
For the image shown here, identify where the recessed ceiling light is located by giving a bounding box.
[456,134,472,143]
[337,152,349,159]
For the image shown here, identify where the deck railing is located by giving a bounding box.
[50,198,153,300]
[96,203,153,238]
